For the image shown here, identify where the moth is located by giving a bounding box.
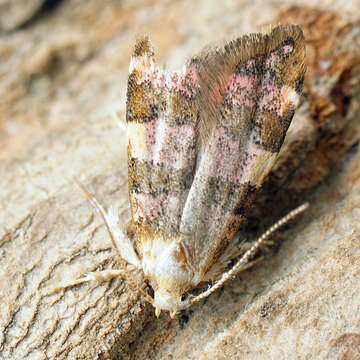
[58,25,307,318]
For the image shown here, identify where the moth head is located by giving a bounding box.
[153,288,180,318]
[150,263,193,318]
[153,286,191,319]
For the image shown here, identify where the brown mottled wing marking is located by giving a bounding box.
[126,37,200,238]
[180,25,306,275]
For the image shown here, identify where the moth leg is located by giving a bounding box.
[231,256,264,274]
[50,270,124,293]
[73,179,141,268]
[73,179,154,305]
[240,239,275,250]
[204,241,265,282]
[204,227,277,282]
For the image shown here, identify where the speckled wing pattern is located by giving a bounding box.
[126,25,305,280]
[126,39,201,236]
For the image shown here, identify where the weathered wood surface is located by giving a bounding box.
[0,1,359,359]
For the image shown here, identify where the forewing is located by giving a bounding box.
[180,25,306,275]
[126,38,200,238]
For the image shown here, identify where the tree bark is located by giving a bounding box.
[0,2,359,359]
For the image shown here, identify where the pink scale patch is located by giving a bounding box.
[140,63,199,98]
[258,84,281,112]
[202,126,266,185]
[147,121,196,169]
[282,44,294,55]
[206,126,244,182]
[145,119,157,160]
[135,193,168,222]
[208,203,227,227]
[226,73,259,108]
[224,41,295,112]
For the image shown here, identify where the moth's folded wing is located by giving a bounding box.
[126,38,201,239]
[180,25,306,276]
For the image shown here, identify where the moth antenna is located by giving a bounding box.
[188,202,309,306]
[74,178,154,306]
